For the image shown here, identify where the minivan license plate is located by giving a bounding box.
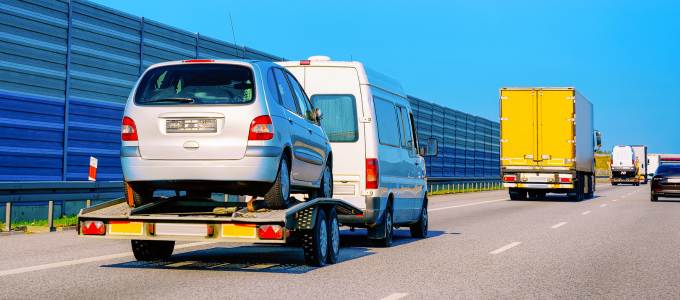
[166,119,217,133]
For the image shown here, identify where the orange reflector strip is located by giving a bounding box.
[221,224,256,238]
[108,221,144,235]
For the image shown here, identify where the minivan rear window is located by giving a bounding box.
[311,94,358,142]
[135,64,255,105]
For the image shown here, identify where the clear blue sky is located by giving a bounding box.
[94,0,680,153]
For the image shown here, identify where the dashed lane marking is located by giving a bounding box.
[582,210,591,215]
[551,222,567,229]
[600,204,608,207]
[380,293,409,300]
[490,242,522,255]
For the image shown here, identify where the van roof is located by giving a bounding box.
[277,60,406,97]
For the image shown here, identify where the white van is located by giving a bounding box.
[279,57,436,246]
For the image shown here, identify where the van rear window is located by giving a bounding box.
[135,64,255,105]
[311,94,358,142]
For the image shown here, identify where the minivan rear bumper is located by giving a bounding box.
[122,156,279,182]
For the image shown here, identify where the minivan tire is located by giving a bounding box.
[310,164,333,200]
[124,181,153,208]
[410,201,428,238]
[264,157,291,209]
[131,240,175,261]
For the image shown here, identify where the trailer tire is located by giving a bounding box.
[264,157,291,209]
[302,208,328,267]
[410,200,428,238]
[585,175,595,199]
[326,207,341,265]
[651,194,658,202]
[509,188,527,200]
[124,182,153,208]
[310,164,333,200]
[131,240,175,261]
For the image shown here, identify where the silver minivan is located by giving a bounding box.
[280,57,436,246]
[121,59,333,209]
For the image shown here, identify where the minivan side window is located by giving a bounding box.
[374,97,401,147]
[266,69,281,104]
[286,73,315,122]
[399,106,414,151]
[272,68,299,113]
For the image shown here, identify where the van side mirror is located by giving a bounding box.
[594,130,602,151]
[314,108,323,121]
[419,138,438,157]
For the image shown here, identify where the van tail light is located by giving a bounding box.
[366,158,379,189]
[503,175,516,182]
[121,116,138,141]
[248,115,274,140]
[81,221,106,235]
[257,225,284,240]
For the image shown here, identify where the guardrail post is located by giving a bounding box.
[4,202,11,232]
[86,199,91,208]
[47,201,55,232]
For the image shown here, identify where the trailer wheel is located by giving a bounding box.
[651,194,658,202]
[585,175,595,199]
[124,182,153,208]
[509,188,527,200]
[568,174,584,201]
[302,208,328,267]
[410,200,428,238]
[131,240,175,261]
[326,207,341,264]
[264,157,291,209]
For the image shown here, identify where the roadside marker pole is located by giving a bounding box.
[47,201,55,232]
[88,156,98,181]
[4,202,10,232]
[86,199,91,208]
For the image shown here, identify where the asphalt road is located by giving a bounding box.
[2,184,679,299]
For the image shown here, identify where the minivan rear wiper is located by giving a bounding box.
[143,97,195,104]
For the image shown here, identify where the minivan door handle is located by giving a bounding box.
[307,128,312,134]
[288,118,294,124]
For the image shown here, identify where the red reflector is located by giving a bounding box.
[121,116,138,141]
[503,175,516,182]
[559,177,572,183]
[147,223,155,235]
[248,115,274,140]
[81,221,105,235]
[257,225,284,240]
[183,59,215,63]
[300,60,311,65]
[366,158,379,189]
[207,224,215,237]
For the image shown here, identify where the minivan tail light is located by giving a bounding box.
[121,116,138,141]
[366,158,379,189]
[248,115,274,140]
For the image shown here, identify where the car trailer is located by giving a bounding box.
[77,197,364,266]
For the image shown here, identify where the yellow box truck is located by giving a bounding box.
[499,87,601,201]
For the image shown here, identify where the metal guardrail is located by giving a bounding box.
[0,181,123,231]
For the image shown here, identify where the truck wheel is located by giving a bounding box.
[326,207,341,264]
[509,189,527,200]
[264,157,291,209]
[370,205,393,247]
[528,192,546,200]
[124,182,153,208]
[651,194,658,202]
[310,164,333,200]
[409,201,428,238]
[302,208,328,266]
[131,240,175,261]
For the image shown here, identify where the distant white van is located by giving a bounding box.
[279,57,436,246]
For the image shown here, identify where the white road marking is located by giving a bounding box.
[490,242,521,255]
[0,241,214,277]
[612,199,617,202]
[551,222,567,229]
[582,210,591,215]
[166,261,196,268]
[600,204,608,207]
[380,293,409,300]
[430,199,507,212]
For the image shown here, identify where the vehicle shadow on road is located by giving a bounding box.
[101,230,443,274]
[655,199,680,203]
[510,194,600,203]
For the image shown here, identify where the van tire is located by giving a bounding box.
[131,240,175,261]
[302,208,328,267]
[264,157,291,209]
[410,201,428,238]
[124,181,153,208]
[310,164,333,200]
[370,205,393,247]
[326,207,341,264]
